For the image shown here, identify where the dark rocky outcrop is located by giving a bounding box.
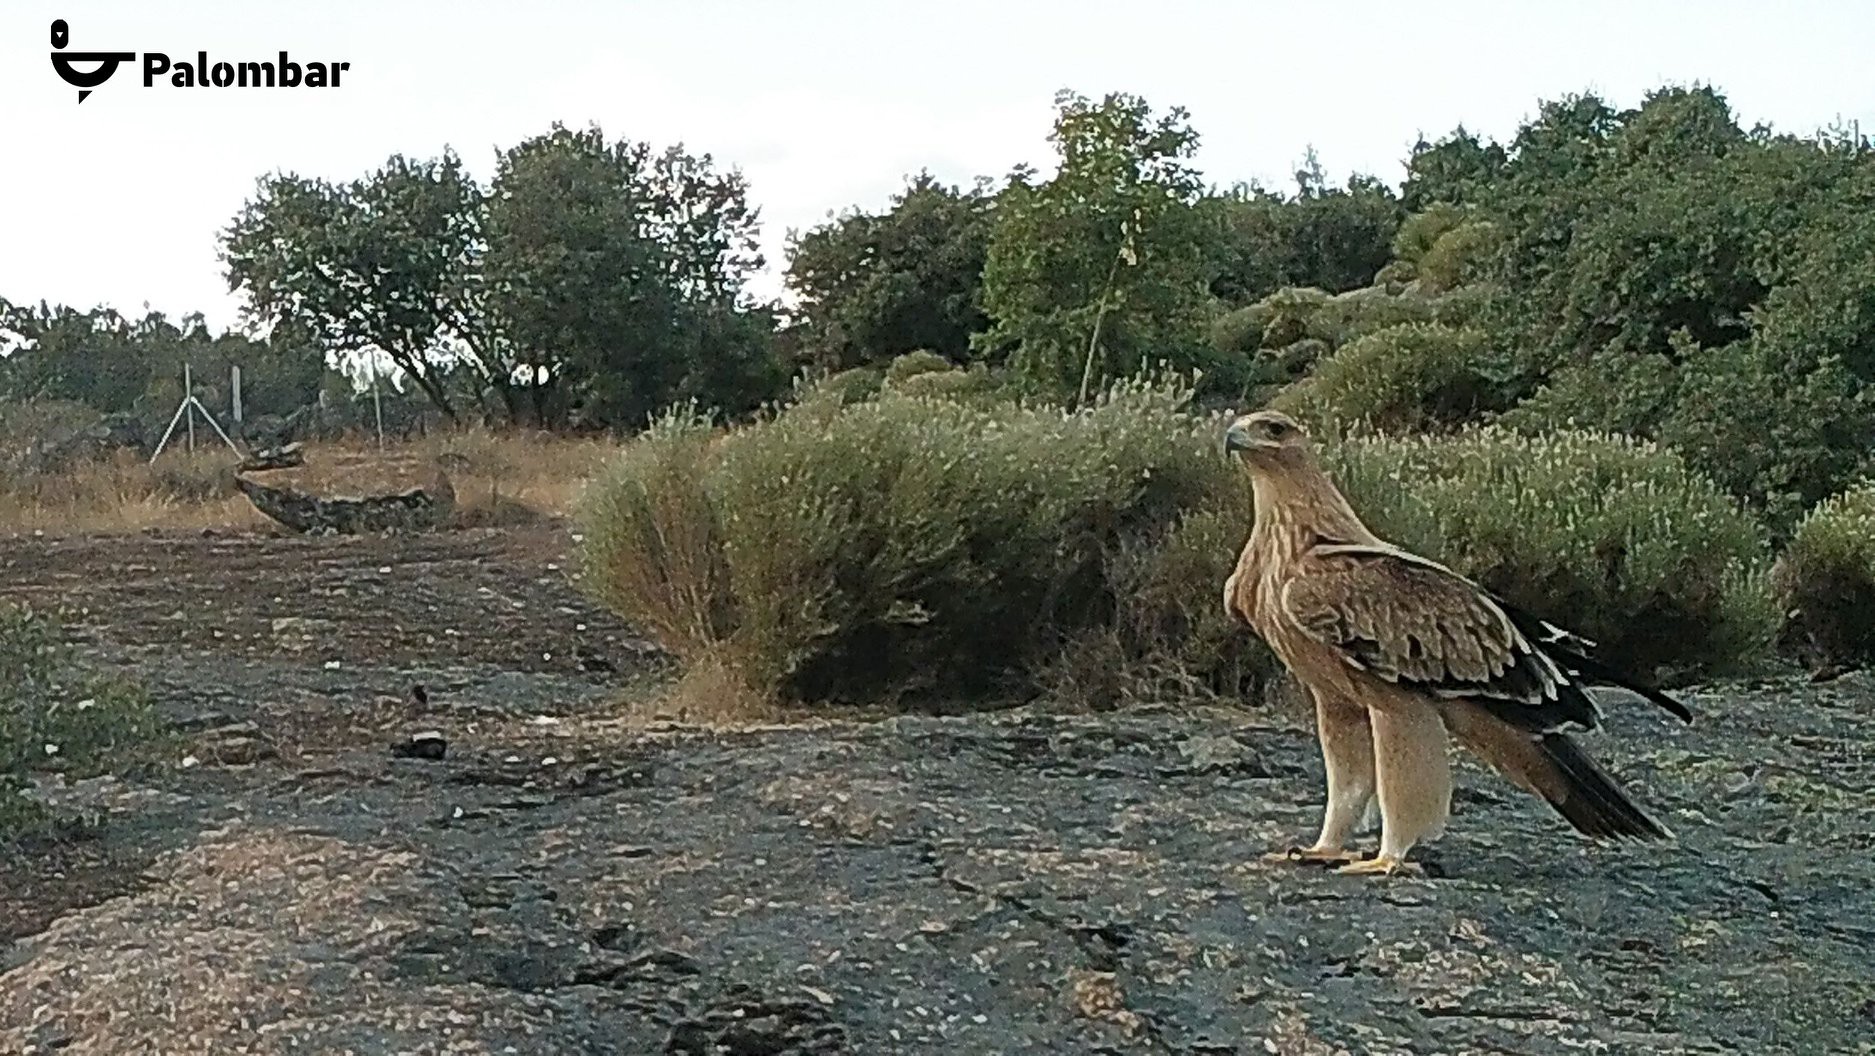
[234,470,456,534]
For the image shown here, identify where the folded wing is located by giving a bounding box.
[1279,542,1689,733]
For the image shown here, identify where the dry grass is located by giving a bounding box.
[0,427,619,537]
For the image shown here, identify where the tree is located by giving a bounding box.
[1401,126,1507,212]
[783,171,996,371]
[1205,152,1404,308]
[1281,168,1404,295]
[974,90,1217,398]
[0,302,147,411]
[220,150,484,419]
[0,300,325,426]
[482,122,780,428]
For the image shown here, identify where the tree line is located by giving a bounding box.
[6,84,1874,526]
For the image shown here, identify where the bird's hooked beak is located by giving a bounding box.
[1223,419,1268,457]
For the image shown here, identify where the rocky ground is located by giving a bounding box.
[1,524,1872,1055]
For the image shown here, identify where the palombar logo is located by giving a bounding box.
[49,19,351,104]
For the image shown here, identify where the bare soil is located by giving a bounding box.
[2,524,1872,1055]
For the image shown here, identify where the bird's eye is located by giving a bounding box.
[1265,421,1290,438]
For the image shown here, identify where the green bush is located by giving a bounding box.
[1390,203,1468,267]
[887,364,1014,407]
[1209,304,1265,358]
[1304,286,1441,349]
[786,366,886,413]
[1241,284,1443,355]
[1320,426,1779,683]
[576,374,1269,708]
[881,349,958,386]
[579,366,1775,717]
[1384,206,1501,295]
[2,603,162,836]
[1502,333,1875,535]
[1415,219,1500,293]
[1772,484,1875,673]
[1258,338,1331,386]
[1273,322,1512,435]
[1251,286,1331,348]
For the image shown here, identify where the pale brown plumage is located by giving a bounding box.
[1221,410,1690,876]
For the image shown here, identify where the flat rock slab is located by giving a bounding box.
[5,685,1873,1055]
[3,525,1871,1054]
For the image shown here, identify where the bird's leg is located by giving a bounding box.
[1266,692,1375,866]
[1336,702,1450,879]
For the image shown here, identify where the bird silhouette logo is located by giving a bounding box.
[49,20,136,103]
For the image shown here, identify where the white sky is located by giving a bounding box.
[3,0,1871,335]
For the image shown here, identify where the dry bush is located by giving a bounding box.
[1044,499,1279,711]
[1772,483,1875,673]
[0,447,253,535]
[575,375,1262,714]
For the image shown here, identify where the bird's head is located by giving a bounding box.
[1222,410,1312,470]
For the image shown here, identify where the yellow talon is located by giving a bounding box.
[1335,854,1422,877]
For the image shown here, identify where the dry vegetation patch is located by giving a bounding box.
[0,427,616,537]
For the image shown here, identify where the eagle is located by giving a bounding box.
[1220,410,1691,876]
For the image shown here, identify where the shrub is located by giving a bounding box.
[1236,284,1443,362]
[2,603,162,836]
[576,374,1269,709]
[1384,206,1501,295]
[1209,304,1264,357]
[882,349,957,386]
[888,364,1014,407]
[1258,338,1331,386]
[1772,484,1875,673]
[1320,426,1779,683]
[579,373,1778,720]
[0,399,105,465]
[1049,496,1278,708]
[1391,203,1467,267]
[148,449,237,503]
[786,366,886,413]
[1503,333,1875,534]
[1415,219,1500,293]
[1272,322,1513,435]
[1659,341,1875,536]
[1303,286,1441,349]
[1252,286,1331,348]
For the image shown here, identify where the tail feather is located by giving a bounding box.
[1536,732,1673,842]
[1443,702,1673,843]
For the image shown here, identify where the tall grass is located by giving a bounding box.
[0,426,616,536]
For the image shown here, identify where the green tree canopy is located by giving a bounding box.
[482,122,780,427]
[220,150,484,418]
[783,171,996,371]
[974,90,1217,399]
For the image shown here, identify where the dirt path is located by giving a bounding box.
[3,526,1873,1054]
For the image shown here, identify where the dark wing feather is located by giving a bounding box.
[1492,595,1693,724]
[1280,543,1603,734]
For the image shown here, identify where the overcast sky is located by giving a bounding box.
[3,0,1870,335]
